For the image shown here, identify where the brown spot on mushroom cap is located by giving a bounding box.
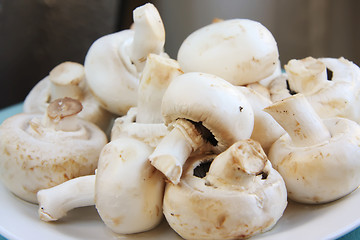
[47,97,83,120]
[111,216,123,226]
[215,214,227,229]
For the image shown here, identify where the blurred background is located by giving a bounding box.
[0,0,359,109]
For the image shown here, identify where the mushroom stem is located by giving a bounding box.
[285,57,328,95]
[49,62,85,101]
[264,94,331,147]
[149,119,204,184]
[206,139,267,187]
[130,3,165,72]
[136,54,182,124]
[37,175,95,222]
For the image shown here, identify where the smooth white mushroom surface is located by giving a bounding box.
[35,53,178,229]
[95,137,165,234]
[37,174,95,221]
[111,108,169,148]
[266,94,360,204]
[5,1,360,238]
[84,3,166,115]
[23,61,114,133]
[237,86,285,153]
[0,98,107,203]
[177,19,281,86]
[149,72,254,184]
[269,57,360,123]
[163,139,287,240]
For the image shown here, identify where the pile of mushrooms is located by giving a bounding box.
[1,2,360,240]
[38,51,180,234]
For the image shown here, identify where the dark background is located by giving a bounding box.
[1,0,359,109]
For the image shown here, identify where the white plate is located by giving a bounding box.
[0,182,359,240]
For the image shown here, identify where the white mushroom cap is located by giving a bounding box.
[177,19,280,85]
[95,137,165,234]
[265,94,360,203]
[0,98,107,203]
[162,72,254,150]
[84,30,139,115]
[84,3,166,115]
[163,139,287,240]
[149,72,254,184]
[23,62,114,133]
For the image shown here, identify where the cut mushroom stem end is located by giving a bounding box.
[264,93,331,147]
[285,57,328,95]
[206,139,267,186]
[149,119,207,184]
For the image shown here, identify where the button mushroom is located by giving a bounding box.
[163,139,287,240]
[177,19,281,86]
[265,93,360,203]
[149,72,254,184]
[0,97,107,203]
[95,137,165,234]
[84,3,166,115]
[23,61,114,133]
[269,56,360,123]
